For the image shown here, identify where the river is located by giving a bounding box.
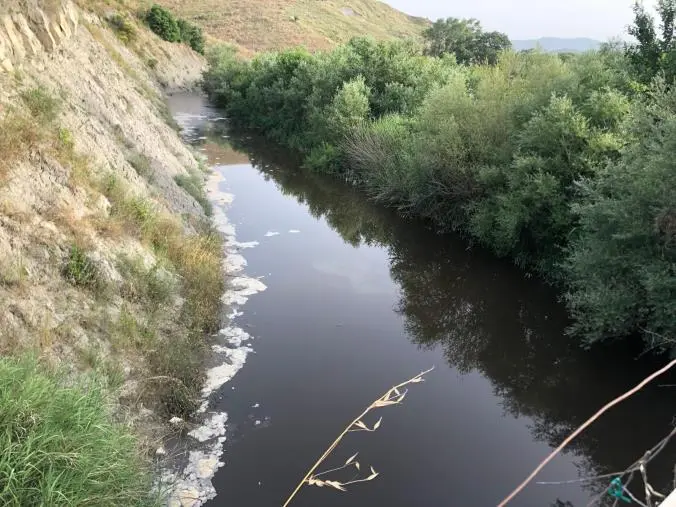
[168,93,675,507]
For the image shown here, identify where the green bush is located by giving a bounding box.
[203,35,676,353]
[178,18,205,54]
[564,84,676,350]
[325,76,371,137]
[145,4,180,43]
[0,356,157,507]
[304,142,342,174]
[145,5,205,54]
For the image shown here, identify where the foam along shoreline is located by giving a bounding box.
[165,167,266,507]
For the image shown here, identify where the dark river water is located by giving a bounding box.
[168,94,675,507]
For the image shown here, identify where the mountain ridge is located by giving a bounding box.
[512,37,602,52]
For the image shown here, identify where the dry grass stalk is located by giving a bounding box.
[281,367,434,506]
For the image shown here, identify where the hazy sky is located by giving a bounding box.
[382,0,638,40]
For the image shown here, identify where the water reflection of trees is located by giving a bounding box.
[225,132,676,500]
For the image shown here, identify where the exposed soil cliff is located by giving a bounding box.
[0,0,218,456]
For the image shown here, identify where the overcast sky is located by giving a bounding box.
[382,0,638,40]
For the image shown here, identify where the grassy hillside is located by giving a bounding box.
[152,0,428,53]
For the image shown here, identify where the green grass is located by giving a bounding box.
[99,174,223,415]
[107,12,138,44]
[175,169,213,216]
[128,151,154,180]
[62,244,101,289]
[20,86,61,123]
[117,254,176,309]
[113,306,158,351]
[1,87,61,182]
[0,356,159,507]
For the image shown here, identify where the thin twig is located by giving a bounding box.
[281,367,434,507]
[623,485,649,507]
[580,425,676,507]
[639,457,653,507]
[313,463,353,478]
[498,358,676,506]
[550,425,676,507]
[536,470,626,485]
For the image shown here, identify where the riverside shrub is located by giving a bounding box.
[203,38,675,353]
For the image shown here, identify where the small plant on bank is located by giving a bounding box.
[128,151,153,180]
[1,87,60,181]
[0,253,29,288]
[107,13,137,44]
[63,244,100,289]
[20,86,61,123]
[117,254,175,309]
[113,306,158,351]
[175,170,213,216]
[57,127,75,153]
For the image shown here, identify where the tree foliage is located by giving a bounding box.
[178,18,206,54]
[203,13,674,354]
[145,5,205,54]
[422,17,511,65]
[626,0,676,82]
[146,4,180,43]
[564,83,676,348]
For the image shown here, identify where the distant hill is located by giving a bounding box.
[512,37,602,53]
[155,0,429,54]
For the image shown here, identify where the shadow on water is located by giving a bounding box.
[218,127,676,502]
[160,85,676,504]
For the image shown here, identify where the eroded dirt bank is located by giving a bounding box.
[0,2,238,504]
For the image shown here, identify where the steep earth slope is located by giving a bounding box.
[0,0,217,443]
[155,0,428,53]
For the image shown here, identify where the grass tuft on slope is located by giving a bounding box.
[0,356,159,507]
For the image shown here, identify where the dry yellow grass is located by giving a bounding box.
[282,367,434,505]
[149,0,428,53]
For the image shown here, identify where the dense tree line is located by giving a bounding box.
[422,17,511,64]
[203,3,676,354]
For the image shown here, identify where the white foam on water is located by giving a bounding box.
[163,167,266,506]
[234,240,259,249]
[264,231,280,237]
[289,229,301,234]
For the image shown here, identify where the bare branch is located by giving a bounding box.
[498,358,676,506]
